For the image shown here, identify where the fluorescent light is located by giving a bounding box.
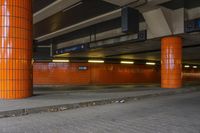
[54,53,70,57]
[88,60,104,63]
[146,62,156,65]
[52,59,69,63]
[120,61,134,64]
[184,65,190,68]
[193,66,197,69]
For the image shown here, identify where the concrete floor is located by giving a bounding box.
[0,85,164,112]
[0,85,199,116]
[0,91,199,133]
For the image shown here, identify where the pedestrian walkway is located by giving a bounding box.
[0,85,199,118]
[0,91,200,133]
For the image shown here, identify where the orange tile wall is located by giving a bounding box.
[33,63,200,86]
[183,68,200,81]
[33,63,160,85]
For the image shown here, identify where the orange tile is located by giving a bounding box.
[161,36,182,88]
[0,1,32,99]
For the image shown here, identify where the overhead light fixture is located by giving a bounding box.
[193,66,197,69]
[184,65,190,68]
[52,59,69,63]
[120,61,134,64]
[146,62,156,65]
[88,60,104,63]
[54,53,70,57]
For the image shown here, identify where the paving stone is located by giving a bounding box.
[0,92,200,133]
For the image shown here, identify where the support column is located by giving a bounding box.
[161,36,182,89]
[0,0,32,99]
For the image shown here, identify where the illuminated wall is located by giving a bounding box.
[33,63,160,85]
[183,68,200,81]
[33,63,200,86]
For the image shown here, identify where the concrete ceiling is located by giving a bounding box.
[33,0,172,41]
[32,0,200,64]
[33,0,55,13]
[104,0,138,6]
[53,32,200,64]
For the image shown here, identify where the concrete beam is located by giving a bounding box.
[103,0,138,6]
[143,7,184,39]
[36,9,121,42]
[89,33,139,48]
[57,28,123,49]
[186,7,200,20]
[143,8,172,38]
[136,0,172,12]
[33,0,80,24]
[56,22,146,49]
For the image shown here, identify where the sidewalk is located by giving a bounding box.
[0,85,199,118]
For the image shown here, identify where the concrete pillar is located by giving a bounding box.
[161,36,182,88]
[0,0,32,99]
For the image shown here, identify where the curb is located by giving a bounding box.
[0,88,199,118]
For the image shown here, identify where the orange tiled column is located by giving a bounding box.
[0,0,32,99]
[161,36,182,89]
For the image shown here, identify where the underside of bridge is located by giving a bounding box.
[0,0,200,99]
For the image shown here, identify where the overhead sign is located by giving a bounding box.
[55,43,89,55]
[78,66,88,71]
[185,18,200,33]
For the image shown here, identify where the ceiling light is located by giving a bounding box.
[54,53,70,57]
[120,61,134,64]
[88,60,104,63]
[184,65,190,68]
[193,66,197,69]
[146,62,156,65]
[52,59,69,63]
